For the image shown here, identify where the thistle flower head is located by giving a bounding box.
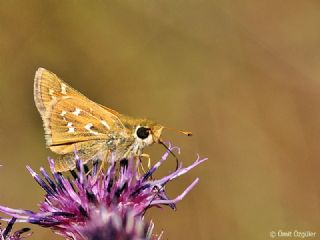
[0,145,207,239]
[81,206,161,240]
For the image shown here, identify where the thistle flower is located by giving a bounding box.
[81,206,160,240]
[0,145,206,239]
[0,218,30,240]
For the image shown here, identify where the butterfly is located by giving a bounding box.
[34,68,192,172]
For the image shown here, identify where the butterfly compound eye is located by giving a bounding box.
[136,127,150,139]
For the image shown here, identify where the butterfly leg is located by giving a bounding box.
[138,153,151,175]
[84,164,93,176]
[140,153,151,169]
[82,150,109,176]
[95,150,110,175]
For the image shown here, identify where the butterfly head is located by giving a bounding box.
[132,120,192,169]
[133,121,164,146]
[132,119,192,148]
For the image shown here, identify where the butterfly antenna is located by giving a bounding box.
[164,127,192,136]
[159,140,179,170]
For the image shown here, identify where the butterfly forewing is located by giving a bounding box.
[34,68,89,114]
[45,96,125,147]
[34,68,128,171]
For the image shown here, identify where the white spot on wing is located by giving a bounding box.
[85,123,98,135]
[60,111,67,116]
[85,123,93,130]
[67,122,75,133]
[101,120,110,129]
[72,108,81,116]
[49,89,56,100]
[61,83,67,94]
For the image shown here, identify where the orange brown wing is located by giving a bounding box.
[45,96,125,148]
[34,67,126,152]
[34,68,90,114]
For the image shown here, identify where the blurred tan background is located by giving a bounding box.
[1,1,320,239]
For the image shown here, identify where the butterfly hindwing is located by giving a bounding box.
[53,139,108,172]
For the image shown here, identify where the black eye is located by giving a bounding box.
[136,127,150,139]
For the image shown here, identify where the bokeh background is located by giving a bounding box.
[1,1,320,239]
